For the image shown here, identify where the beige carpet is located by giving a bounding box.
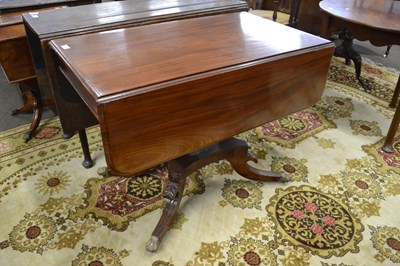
[0,57,399,265]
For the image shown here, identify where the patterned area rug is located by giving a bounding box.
[0,57,399,265]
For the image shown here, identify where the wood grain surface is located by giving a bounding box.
[319,0,400,46]
[51,12,334,176]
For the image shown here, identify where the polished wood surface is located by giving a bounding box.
[0,7,65,83]
[0,0,95,14]
[23,0,249,138]
[24,0,248,38]
[0,10,22,26]
[0,21,34,83]
[319,0,400,46]
[0,0,90,8]
[50,12,334,176]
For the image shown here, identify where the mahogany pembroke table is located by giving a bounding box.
[49,12,334,252]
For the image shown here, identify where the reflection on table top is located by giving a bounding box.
[319,0,400,32]
[22,0,248,38]
[0,0,82,9]
[50,12,330,102]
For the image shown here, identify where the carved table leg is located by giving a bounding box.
[146,168,187,252]
[11,91,36,115]
[24,93,42,142]
[382,97,400,153]
[78,129,94,168]
[11,79,44,142]
[334,29,370,92]
[18,91,42,143]
[389,75,400,109]
[146,137,291,252]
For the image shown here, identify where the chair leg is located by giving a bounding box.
[383,45,392,58]
[382,96,400,153]
[272,0,279,21]
[389,76,400,108]
[78,129,94,168]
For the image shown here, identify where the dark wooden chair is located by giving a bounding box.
[246,0,301,27]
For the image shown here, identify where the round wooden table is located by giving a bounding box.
[319,0,400,46]
[319,0,400,152]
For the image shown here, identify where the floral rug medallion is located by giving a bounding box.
[369,226,400,263]
[266,185,364,259]
[256,108,336,149]
[70,166,205,231]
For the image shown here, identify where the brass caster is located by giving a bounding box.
[381,145,394,154]
[97,167,109,178]
[23,132,32,143]
[280,173,291,182]
[146,235,160,252]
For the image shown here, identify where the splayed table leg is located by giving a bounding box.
[146,137,291,252]
[382,93,400,153]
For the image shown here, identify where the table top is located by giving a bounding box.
[50,12,330,105]
[50,11,333,176]
[0,11,22,26]
[0,0,81,9]
[0,6,66,27]
[23,0,248,38]
[319,0,400,33]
